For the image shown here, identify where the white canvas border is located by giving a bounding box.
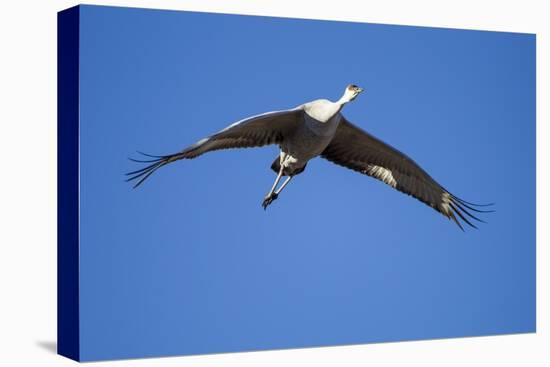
[0,1,545,366]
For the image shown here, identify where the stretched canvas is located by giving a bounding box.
[58,4,536,362]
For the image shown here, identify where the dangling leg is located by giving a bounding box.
[273,160,306,198]
[262,164,284,210]
[262,174,294,210]
[274,176,293,196]
[262,153,303,210]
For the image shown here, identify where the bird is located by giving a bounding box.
[127,84,492,230]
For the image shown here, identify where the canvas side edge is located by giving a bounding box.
[57,5,81,362]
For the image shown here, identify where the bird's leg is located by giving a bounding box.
[269,168,284,197]
[262,165,284,210]
[274,176,293,196]
[262,175,294,210]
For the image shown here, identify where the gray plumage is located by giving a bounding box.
[127,85,492,230]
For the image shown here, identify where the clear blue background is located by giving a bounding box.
[78,5,536,361]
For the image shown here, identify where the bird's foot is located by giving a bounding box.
[262,192,278,210]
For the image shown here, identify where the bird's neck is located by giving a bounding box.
[336,91,354,105]
[336,97,349,106]
[334,98,351,114]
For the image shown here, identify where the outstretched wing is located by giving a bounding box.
[127,107,304,188]
[321,117,492,230]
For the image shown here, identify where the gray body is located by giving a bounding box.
[279,99,343,175]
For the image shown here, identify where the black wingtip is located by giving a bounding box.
[445,194,495,231]
[136,150,166,158]
[452,200,487,223]
[128,157,162,163]
[449,212,465,232]
[450,202,478,229]
[450,193,494,208]
[126,152,169,188]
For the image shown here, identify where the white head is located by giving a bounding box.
[339,84,364,104]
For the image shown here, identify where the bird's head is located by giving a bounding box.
[341,84,364,103]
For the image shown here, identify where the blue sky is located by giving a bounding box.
[77,5,535,361]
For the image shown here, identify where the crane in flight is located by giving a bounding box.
[127,85,492,230]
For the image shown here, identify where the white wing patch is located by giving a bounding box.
[363,164,397,188]
[440,192,452,215]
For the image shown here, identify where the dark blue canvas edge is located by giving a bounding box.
[57,5,81,362]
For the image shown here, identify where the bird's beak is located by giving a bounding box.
[357,87,364,93]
